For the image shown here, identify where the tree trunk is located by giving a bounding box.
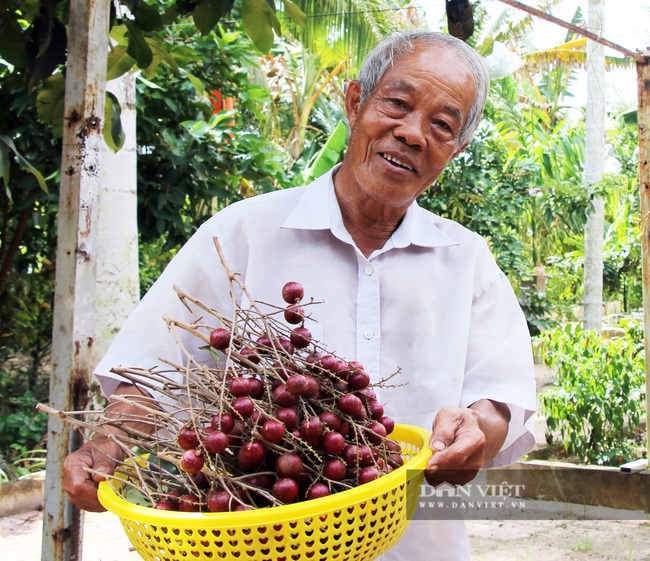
[91,71,140,408]
[42,0,110,559]
[582,0,607,330]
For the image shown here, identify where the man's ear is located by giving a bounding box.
[452,140,470,159]
[345,80,363,127]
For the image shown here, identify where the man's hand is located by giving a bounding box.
[62,435,123,512]
[425,399,510,487]
[62,382,155,511]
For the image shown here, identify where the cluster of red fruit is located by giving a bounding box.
[151,281,402,513]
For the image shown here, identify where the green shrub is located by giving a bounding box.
[535,320,646,465]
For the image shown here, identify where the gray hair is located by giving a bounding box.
[357,31,490,147]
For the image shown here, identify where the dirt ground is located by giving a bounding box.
[1,365,648,560]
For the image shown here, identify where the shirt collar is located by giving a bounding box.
[281,165,459,249]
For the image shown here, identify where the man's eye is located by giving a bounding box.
[389,98,406,108]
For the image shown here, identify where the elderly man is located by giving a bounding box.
[63,30,536,560]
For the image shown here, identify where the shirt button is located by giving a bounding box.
[364,330,373,340]
[364,265,373,276]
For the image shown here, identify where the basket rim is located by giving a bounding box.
[98,423,431,527]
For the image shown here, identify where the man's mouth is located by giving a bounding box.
[380,153,415,172]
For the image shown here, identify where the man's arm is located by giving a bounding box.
[62,383,155,512]
[424,398,511,486]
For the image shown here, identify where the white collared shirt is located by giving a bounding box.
[96,167,536,560]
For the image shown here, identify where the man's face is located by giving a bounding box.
[342,46,477,210]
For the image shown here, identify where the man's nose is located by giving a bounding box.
[394,114,426,150]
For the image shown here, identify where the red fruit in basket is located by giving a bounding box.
[303,375,320,398]
[248,377,264,398]
[240,346,261,364]
[238,440,266,471]
[275,407,298,430]
[318,411,342,432]
[322,431,346,455]
[290,327,312,349]
[348,370,370,390]
[338,394,364,418]
[260,419,286,443]
[228,420,246,445]
[206,490,232,512]
[358,445,373,466]
[285,373,308,396]
[284,304,305,324]
[209,327,231,350]
[282,281,304,304]
[273,477,299,503]
[342,444,360,468]
[388,453,404,468]
[273,384,298,407]
[381,416,395,435]
[300,416,323,439]
[319,354,338,373]
[277,337,295,355]
[323,458,347,481]
[359,466,381,484]
[366,421,388,444]
[305,351,323,369]
[177,426,200,450]
[211,412,235,434]
[246,473,276,490]
[332,380,350,394]
[357,387,378,404]
[178,494,201,512]
[203,429,229,454]
[180,449,205,474]
[163,490,181,509]
[154,500,176,510]
[368,400,385,421]
[229,376,251,397]
[231,396,254,419]
[306,483,330,500]
[276,452,303,479]
[338,420,350,437]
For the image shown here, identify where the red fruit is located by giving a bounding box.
[163,490,181,509]
[180,449,205,474]
[338,420,350,437]
[248,377,264,398]
[381,416,395,435]
[337,394,364,418]
[357,387,378,404]
[322,431,346,455]
[358,445,373,466]
[154,500,176,510]
[178,494,201,512]
[349,360,365,374]
[228,420,246,445]
[275,407,298,430]
[209,328,231,350]
[177,426,200,450]
[332,380,350,394]
[323,458,347,481]
[290,327,312,349]
[203,429,229,454]
[229,376,252,397]
[300,416,323,439]
[319,355,339,373]
[348,371,370,390]
[206,490,232,512]
[285,374,309,396]
[273,477,299,503]
[303,375,319,398]
[306,483,330,500]
[318,411,342,432]
[273,384,298,407]
[276,453,303,479]
[237,440,266,471]
[368,400,385,421]
[256,335,273,350]
[305,352,323,369]
[359,466,381,484]
[277,337,295,355]
[211,412,235,434]
[260,419,286,443]
[342,444,360,468]
[240,346,261,364]
[284,305,305,325]
[366,421,388,444]
[388,453,404,468]
[384,439,402,453]
[281,281,304,304]
[246,473,276,490]
[231,396,254,419]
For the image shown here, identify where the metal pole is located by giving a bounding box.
[637,51,650,462]
[42,0,110,559]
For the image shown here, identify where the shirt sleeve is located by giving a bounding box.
[93,220,235,402]
[459,245,537,467]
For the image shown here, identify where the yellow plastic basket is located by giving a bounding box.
[98,424,431,561]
